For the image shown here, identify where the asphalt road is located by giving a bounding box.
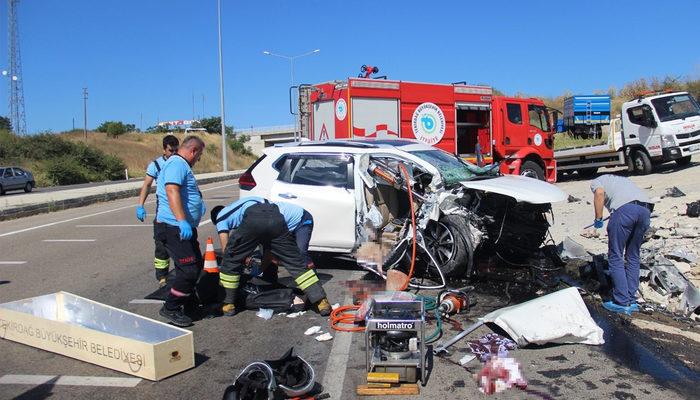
[0,179,695,399]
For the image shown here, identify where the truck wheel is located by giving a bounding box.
[520,161,545,180]
[577,167,598,178]
[632,150,653,175]
[424,215,473,278]
[675,156,692,167]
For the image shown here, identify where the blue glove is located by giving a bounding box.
[593,218,604,229]
[178,220,193,240]
[136,206,146,222]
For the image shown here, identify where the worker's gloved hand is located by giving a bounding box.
[222,303,236,316]
[593,218,604,229]
[178,220,193,240]
[136,206,146,222]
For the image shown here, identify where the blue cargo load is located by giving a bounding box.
[563,95,611,130]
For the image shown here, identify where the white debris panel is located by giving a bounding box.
[481,287,605,346]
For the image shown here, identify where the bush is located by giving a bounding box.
[229,134,252,156]
[96,121,131,138]
[199,116,233,135]
[0,130,126,186]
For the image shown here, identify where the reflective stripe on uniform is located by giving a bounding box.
[219,272,240,289]
[295,269,319,290]
[154,258,170,269]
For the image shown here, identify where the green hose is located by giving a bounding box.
[417,295,442,343]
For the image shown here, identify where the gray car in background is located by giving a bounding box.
[0,166,35,194]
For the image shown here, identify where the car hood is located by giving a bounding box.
[459,175,567,204]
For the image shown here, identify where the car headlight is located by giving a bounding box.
[661,135,676,147]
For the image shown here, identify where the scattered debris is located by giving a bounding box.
[286,311,306,318]
[580,229,600,239]
[256,308,274,320]
[459,354,477,366]
[662,187,686,198]
[304,326,322,336]
[558,236,592,262]
[476,357,527,395]
[567,195,581,203]
[480,287,605,346]
[331,303,341,310]
[467,333,518,362]
[687,201,700,218]
[315,332,333,342]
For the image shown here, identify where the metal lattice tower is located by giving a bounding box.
[7,0,26,134]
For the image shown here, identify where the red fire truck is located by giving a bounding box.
[299,74,556,182]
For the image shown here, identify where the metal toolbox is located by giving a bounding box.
[0,291,194,381]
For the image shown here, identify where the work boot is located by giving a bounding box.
[222,303,237,317]
[316,298,332,317]
[159,306,193,327]
[602,301,631,315]
[158,277,167,288]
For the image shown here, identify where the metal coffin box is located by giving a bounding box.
[0,291,194,381]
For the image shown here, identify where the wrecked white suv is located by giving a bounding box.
[238,139,566,278]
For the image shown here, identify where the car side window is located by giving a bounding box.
[3,169,13,178]
[627,105,650,125]
[507,103,522,124]
[278,155,353,188]
[14,168,25,177]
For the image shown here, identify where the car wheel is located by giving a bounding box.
[675,156,692,167]
[576,167,598,179]
[24,182,33,193]
[423,214,473,278]
[632,150,653,175]
[520,160,544,180]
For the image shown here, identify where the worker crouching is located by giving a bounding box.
[214,197,331,317]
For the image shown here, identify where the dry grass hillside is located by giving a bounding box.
[61,131,257,177]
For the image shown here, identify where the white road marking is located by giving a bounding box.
[76,224,148,227]
[0,182,237,239]
[42,239,96,242]
[0,261,26,265]
[321,272,363,400]
[198,219,212,227]
[0,374,141,387]
[129,299,164,304]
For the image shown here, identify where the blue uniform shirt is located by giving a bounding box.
[156,155,203,227]
[146,156,167,179]
[215,196,308,234]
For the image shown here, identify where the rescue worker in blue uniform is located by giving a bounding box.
[155,136,207,327]
[213,196,331,317]
[136,135,179,287]
[590,174,653,315]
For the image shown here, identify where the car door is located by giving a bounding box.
[269,153,356,251]
[13,168,28,187]
[3,168,16,189]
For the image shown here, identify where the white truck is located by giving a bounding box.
[555,91,700,177]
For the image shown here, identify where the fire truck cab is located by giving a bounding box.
[300,77,556,182]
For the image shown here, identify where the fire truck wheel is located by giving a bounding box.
[631,150,653,175]
[424,215,473,278]
[520,161,544,180]
[675,156,692,167]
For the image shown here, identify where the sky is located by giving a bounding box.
[1,0,699,134]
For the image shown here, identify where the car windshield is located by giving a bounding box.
[651,94,700,122]
[409,149,496,185]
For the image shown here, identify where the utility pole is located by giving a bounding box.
[140,113,143,132]
[202,94,205,118]
[72,117,75,131]
[192,92,195,120]
[82,87,88,140]
[7,0,27,135]
[217,0,227,172]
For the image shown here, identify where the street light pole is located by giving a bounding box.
[217,0,227,172]
[263,49,320,142]
[82,87,88,140]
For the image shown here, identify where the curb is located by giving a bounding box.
[0,172,242,222]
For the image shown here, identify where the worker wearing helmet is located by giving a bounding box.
[212,196,331,317]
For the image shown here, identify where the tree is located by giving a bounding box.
[0,116,11,131]
[199,116,233,135]
[96,121,129,138]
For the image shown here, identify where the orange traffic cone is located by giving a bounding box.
[203,237,219,274]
